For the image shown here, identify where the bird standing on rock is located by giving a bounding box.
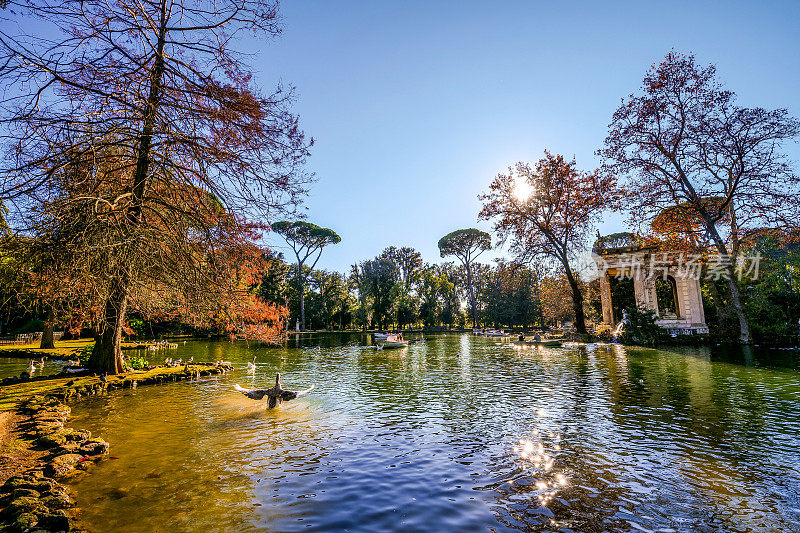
[234,373,315,409]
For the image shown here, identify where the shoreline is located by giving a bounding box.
[0,362,234,532]
[0,339,184,363]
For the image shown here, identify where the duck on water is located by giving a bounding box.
[234,373,315,408]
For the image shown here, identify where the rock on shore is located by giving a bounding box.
[0,396,109,532]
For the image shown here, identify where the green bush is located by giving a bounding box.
[76,343,94,365]
[127,317,146,338]
[618,306,668,347]
[744,291,792,343]
[126,355,149,371]
[12,319,44,335]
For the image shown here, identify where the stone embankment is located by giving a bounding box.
[0,396,107,532]
[0,362,234,532]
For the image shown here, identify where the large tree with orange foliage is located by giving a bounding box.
[0,0,311,372]
[480,152,620,334]
[600,52,800,344]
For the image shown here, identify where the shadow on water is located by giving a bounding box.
[658,342,800,370]
[64,336,800,532]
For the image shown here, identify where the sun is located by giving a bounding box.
[513,179,534,202]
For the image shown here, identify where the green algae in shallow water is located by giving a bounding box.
[59,337,800,533]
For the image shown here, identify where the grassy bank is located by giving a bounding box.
[0,340,92,361]
[0,339,158,361]
[0,363,234,412]
[0,339,161,359]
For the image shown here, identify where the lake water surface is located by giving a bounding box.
[66,335,800,532]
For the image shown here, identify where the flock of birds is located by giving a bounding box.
[23,356,84,377]
[163,356,193,367]
[19,341,313,409]
[147,340,180,351]
[23,339,188,377]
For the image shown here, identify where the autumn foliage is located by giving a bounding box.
[0,0,310,372]
[480,152,621,334]
[600,51,800,344]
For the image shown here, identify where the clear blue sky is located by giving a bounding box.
[250,0,800,273]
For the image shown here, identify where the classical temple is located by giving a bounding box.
[593,233,709,336]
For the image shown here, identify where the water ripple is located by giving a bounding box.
[65,335,800,532]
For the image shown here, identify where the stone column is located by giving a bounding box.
[674,277,691,322]
[600,274,613,325]
[684,277,706,325]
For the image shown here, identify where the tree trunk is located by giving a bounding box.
[88,0,167,374]
[293,264,306,331]
[707,224,752,344]
[725,277,751,344]
[89,276,127,374]
[564,266,587,334]
[299,277,306,331]
[465,263,478,328]
[300,287,306,331]
[40,309,55,349]
[707,279,726,314]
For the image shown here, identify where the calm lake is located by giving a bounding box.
[63,334,800,532]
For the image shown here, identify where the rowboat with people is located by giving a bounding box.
[513,333,564,347]
[379,333,408,348]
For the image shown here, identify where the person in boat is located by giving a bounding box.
[534,333,541,342]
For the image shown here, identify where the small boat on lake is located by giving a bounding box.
[373,332,391,341]
[514,338,564,347]
[380,334,408,348]
[534,339,563,347]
